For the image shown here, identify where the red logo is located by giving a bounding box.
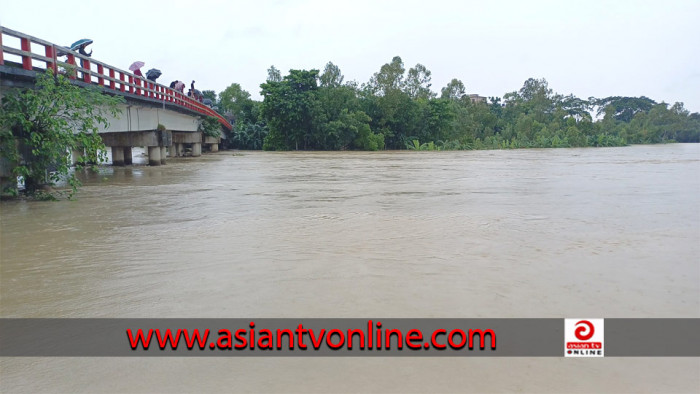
[574,320,595,341]
[566,318,604,357]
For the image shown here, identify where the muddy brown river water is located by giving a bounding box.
[1,144,699,392]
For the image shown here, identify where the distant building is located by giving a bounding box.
[468,94,487,104]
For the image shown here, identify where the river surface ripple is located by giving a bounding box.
[1,144,698,393]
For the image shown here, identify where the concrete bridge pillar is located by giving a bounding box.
[111,147,125,166]
[171,132,202,158]
[101,130,172,166]
[192,143,202,157]
[203,136,221,153]
[148,146,161,166]
[124,147,133,165]
[172,144,182,157]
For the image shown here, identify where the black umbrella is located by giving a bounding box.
[145,68,162,81]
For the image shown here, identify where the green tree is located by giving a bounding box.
[594,96,656,122]
[320,109,377,150]
[260,69,320,150]
[234,122,268,150]
[251,61,698,152]
[199,116,222,138]
[217,83,266,149]
[373,89,418,149]
[267,65,282,82]
[367,56,405,96]
[0,71,123,197]
[201,90,217,103]
[425,98,454,142]
[317,79,365,149]
[519,78,552,101]
[519,78,554,123]
[405,63,435,100]
[441,79,466,100]
[555,94,591,121]
[352,111,384,151]
[320,61,344,88]
[218,83,253,121]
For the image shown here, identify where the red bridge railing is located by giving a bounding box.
[0,26,232,130]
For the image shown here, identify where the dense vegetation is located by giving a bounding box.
[213,56,699,151]
[0,71,123,198]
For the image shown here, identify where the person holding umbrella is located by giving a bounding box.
[129,61,145,78]
[70,39,93,57]
[146,68,162,82]
[69,39,93,70]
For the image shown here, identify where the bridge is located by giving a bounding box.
[0,26,233,167]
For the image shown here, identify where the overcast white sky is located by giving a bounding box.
[2,0,699,111]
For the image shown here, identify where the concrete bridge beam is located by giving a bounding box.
[100,130,170,148]
[172,131,202,144]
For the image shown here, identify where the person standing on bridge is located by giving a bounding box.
[70,39,93,70]
[78,45,92,58]
[129,61,145,78]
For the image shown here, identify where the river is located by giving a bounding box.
[1,144,699,392]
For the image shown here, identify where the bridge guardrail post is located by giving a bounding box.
[20,37,32,70]
[66,54,76,79]
[97,64,104,86]
[82,59,91,83]
[0,29,4,65]
[45,45,57,74]
[109,69,116,89]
